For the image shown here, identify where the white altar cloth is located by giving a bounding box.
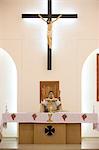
[2,112,98,124]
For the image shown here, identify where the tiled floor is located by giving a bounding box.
[0,138,99,150]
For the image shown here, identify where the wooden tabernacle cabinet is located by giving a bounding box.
[19,123,81,144]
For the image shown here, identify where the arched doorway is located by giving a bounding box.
[81,48,99,137]
[0,48,17,137]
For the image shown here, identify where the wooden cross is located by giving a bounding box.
[22,0,78,70]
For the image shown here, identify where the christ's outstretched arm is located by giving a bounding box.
[38,14,47,22]
[52,15,62,23]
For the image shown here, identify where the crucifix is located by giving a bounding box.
[22,0,78,70]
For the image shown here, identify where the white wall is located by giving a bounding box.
[0,48,17,137]
[0,0,99,137]
[82,49,99,137]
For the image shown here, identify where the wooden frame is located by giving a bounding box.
[97,54,99,101]
[40,81,59,102]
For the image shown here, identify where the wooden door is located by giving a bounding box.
[97,54,99,101]
[19,123,34,144]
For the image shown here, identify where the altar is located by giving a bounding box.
[1,112,98,144]
[19,123,81,144]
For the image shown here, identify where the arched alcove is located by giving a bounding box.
[81,48,99,137]
[0,48,17,137]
